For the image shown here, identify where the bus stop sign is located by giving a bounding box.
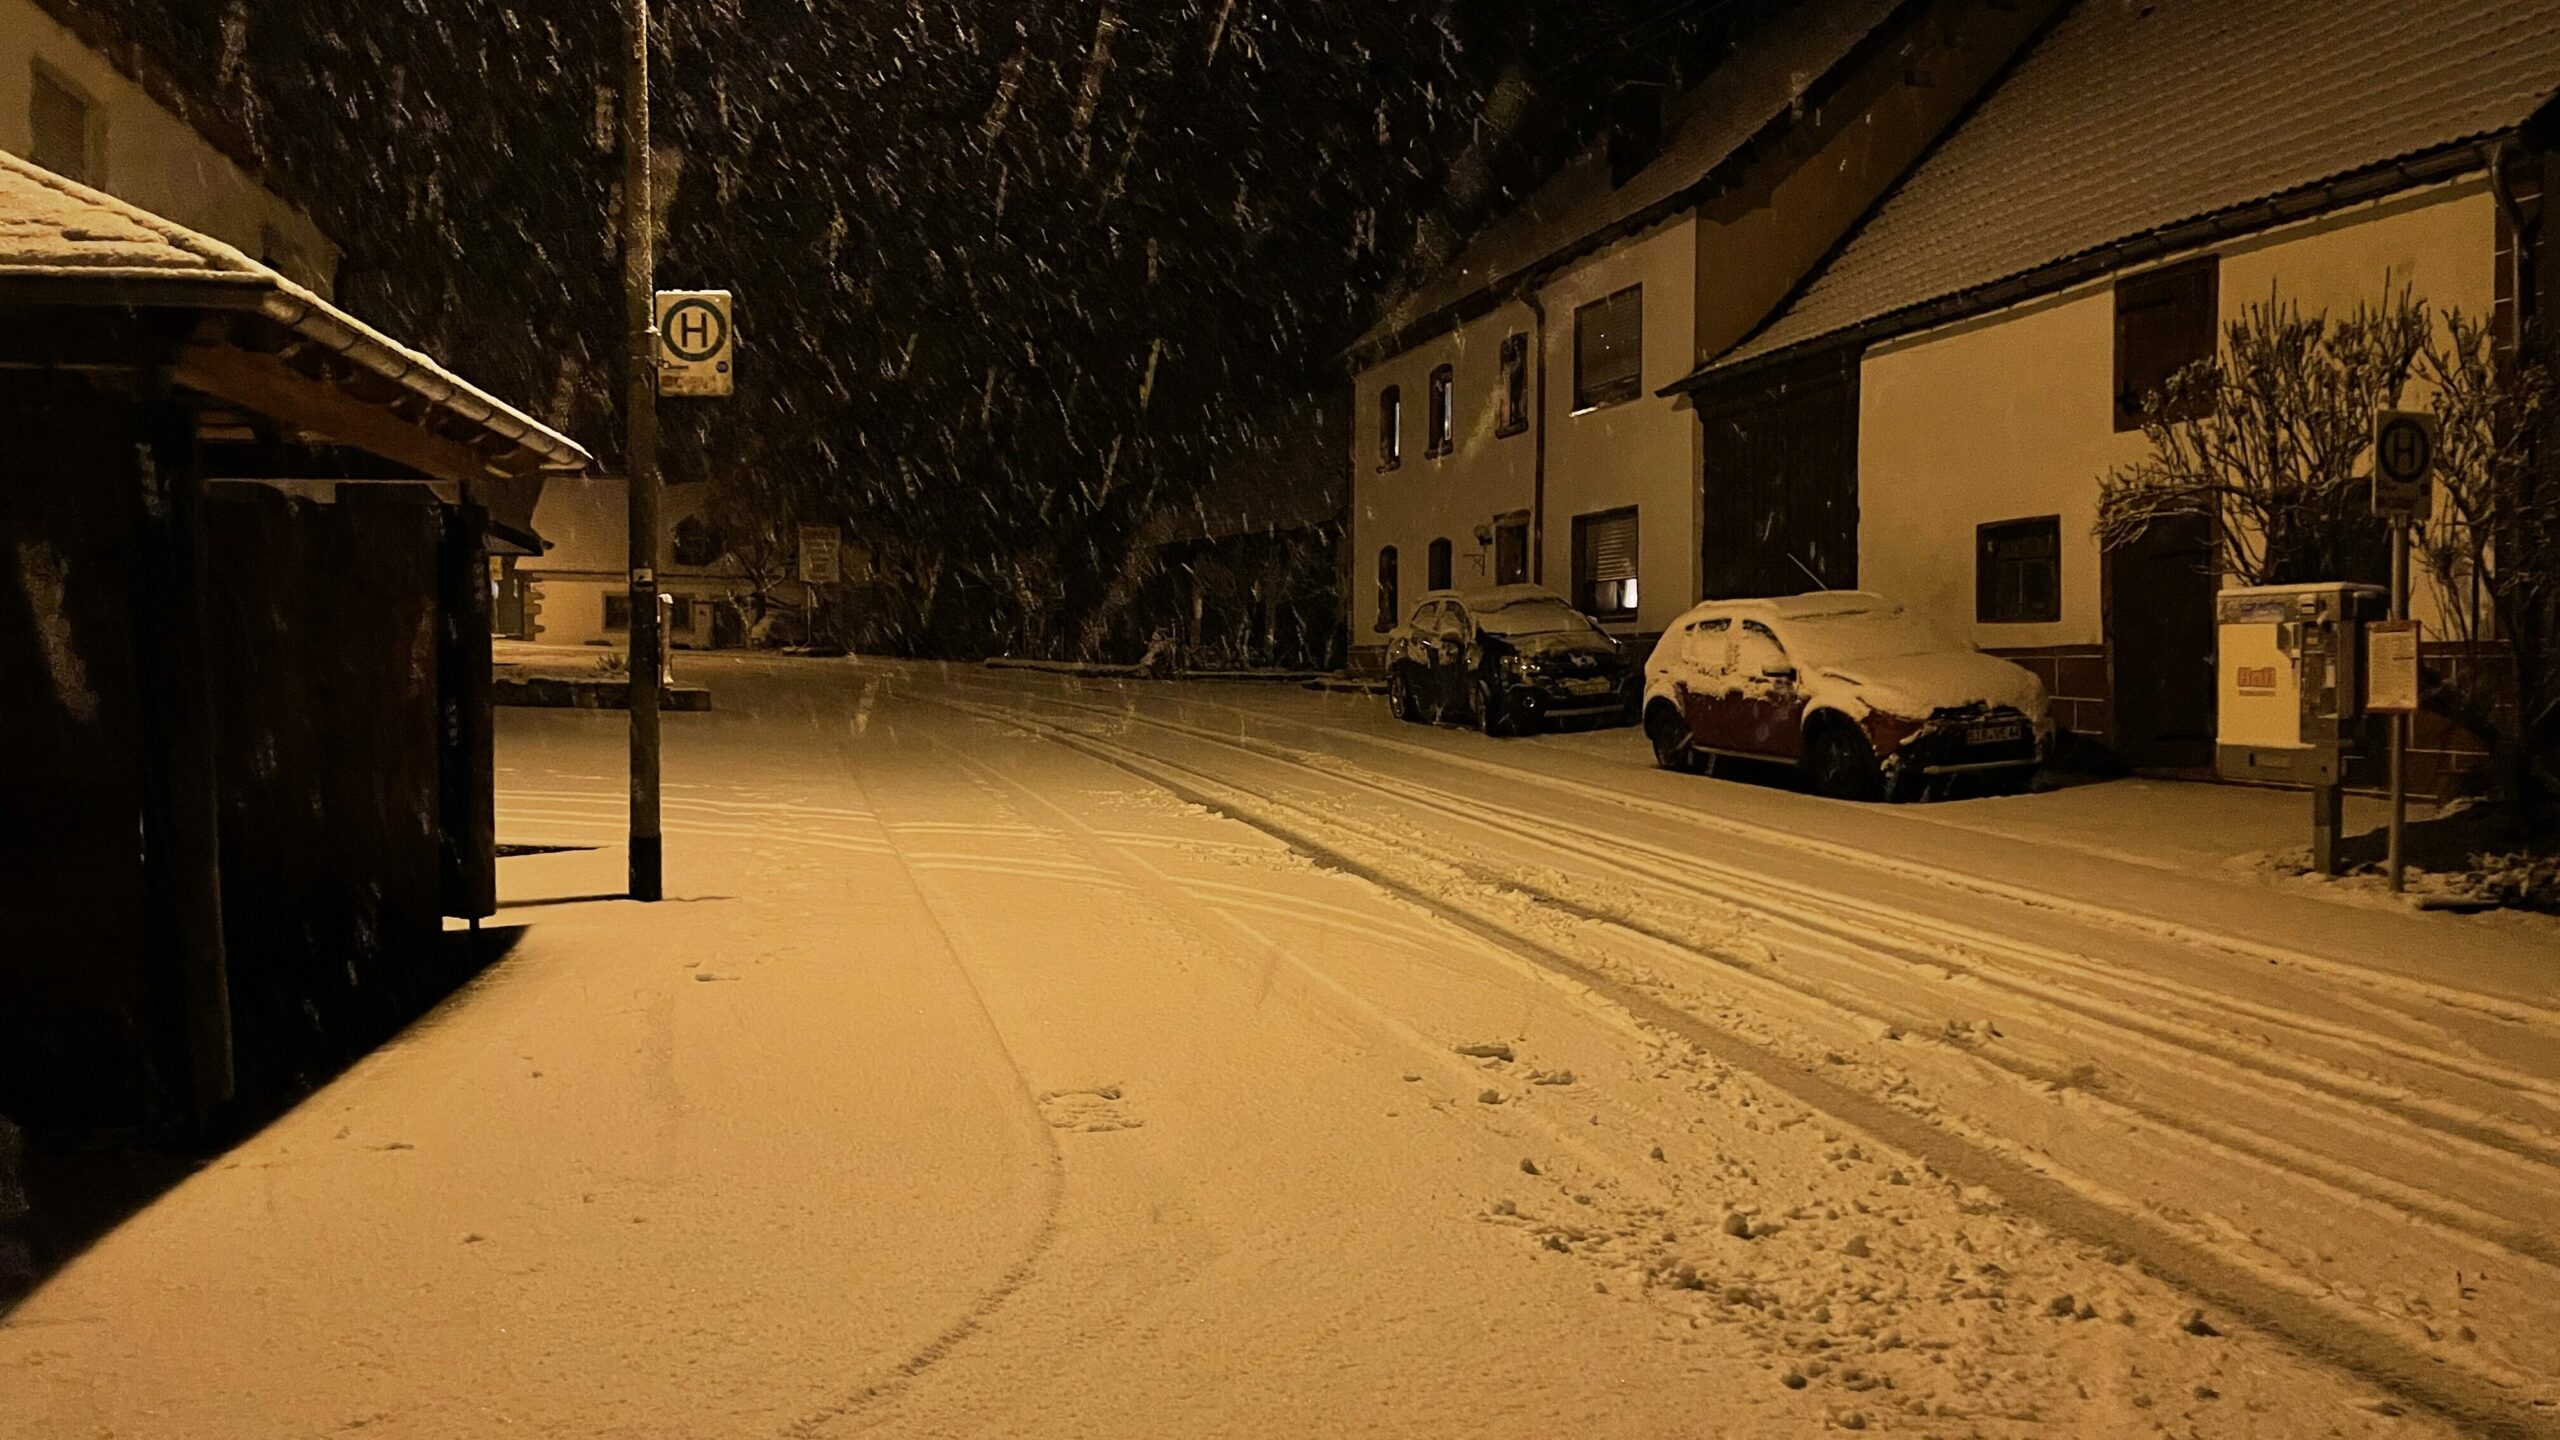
[2372,409,2437,518]
[657,290,734,397]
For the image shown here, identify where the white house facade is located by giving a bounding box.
[519,476,762,650]
[1669,0,2559,785]
[1344,0,2062,665]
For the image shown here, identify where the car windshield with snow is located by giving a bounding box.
[1385,585,1637,736]
[1638,592,2052,801]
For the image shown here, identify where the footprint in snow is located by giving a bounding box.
[1038,1084,1144,1133]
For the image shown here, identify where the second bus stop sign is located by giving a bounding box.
[2371,408,2437,518]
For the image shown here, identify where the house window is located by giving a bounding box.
[1426,364,1454,457]
[669,596,696,631]
[29,62,100,186]
[1427,537,1453,590]
[1377,385,1402,469]
[1977,517,2062,624]
[1375,546,1399,631]
[604,593,633,631]
[672,514,723,567]
[2114,257,2218,432]
[1496,332,1529,437]
[1573,284,1643,411]
[1572,507,1639,621]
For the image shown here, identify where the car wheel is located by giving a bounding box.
[1808,721,1883,801]
[1644,702,1695,773]
[1472,679,1513,737]
[1388,672,1417,723]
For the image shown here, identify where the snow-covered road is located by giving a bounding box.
[5,653,2553,1438]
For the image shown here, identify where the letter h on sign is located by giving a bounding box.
[656,290,735,397]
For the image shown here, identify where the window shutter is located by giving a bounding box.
[2113,258,2217,431]
[29,67,94,185]
[1588,511,1637,581]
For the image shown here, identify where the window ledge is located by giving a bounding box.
[1570,394,1639,418]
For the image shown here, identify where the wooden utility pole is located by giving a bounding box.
[623,0,663,901]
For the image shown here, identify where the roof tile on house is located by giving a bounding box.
[1351,0,1910,359]
[1694,0,2560,380]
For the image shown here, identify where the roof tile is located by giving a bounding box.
[1354,0,1909,357]
[1708,0,2560,374]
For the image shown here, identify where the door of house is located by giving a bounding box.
[2105,512,2217,769]
[1493,517,1529,585]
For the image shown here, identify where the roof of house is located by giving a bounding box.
[1348,0,1911,362]
[0,150,591,477]
[1684,0,2560,385]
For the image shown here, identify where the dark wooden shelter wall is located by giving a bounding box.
[0,375,165,1133]
[204,489,447,1103]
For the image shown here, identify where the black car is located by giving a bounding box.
[1384,586,1638,736]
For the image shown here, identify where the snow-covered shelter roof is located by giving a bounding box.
[0,150,592,481]
[1347,0,1910,365]
[1677,0,2560,388]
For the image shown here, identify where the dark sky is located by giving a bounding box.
[57,0,1796,647]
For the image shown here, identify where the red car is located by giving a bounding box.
[1639,592,2052,801]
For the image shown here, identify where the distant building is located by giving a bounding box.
[1666,0,2560,781]
[516,477,771,650]
[1344,0,2063,664]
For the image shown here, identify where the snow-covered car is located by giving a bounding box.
[1639,592,2050,800]
[1385,585,1638,736]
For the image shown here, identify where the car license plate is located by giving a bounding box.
[1969,721,2023,746]
[1563,678,1613,697]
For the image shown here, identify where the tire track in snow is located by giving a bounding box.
[924,692,2560,1439]
[981,686,2560,1125]
[951,670,2560,1026]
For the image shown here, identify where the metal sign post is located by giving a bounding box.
[2371,409,2438,895]
[622,0,662,903]
[798,524,840,647]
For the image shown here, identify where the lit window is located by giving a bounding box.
[1426,365,1454,457]
[1573,507,1639,620]
[1377,386,1402,469]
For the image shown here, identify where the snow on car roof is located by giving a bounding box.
[1419,584,1568,609]
[1670,591,1899,626]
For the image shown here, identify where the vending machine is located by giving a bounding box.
[2214,582,2387,787]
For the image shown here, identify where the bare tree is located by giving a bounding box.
[2416,313,2560,824]
[2098,287,2428,587]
